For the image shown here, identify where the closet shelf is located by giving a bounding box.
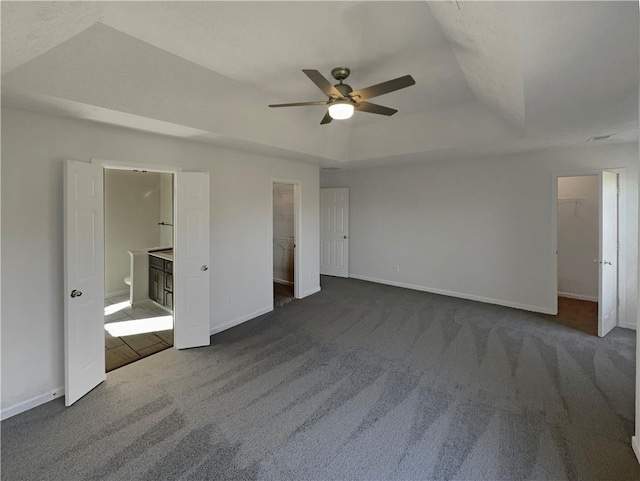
[557,197,582,215]
[557,197,582,203]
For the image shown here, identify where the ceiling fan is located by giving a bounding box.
[269,67,416,125]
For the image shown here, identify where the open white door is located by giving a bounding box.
[320,188,349,278]
[64,160,105,406]
[174,172,210,349]
[598,171,618,337]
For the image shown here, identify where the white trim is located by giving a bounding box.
[300,286,322,298]
[558,292,598,302]
[150,299,173,313]
[274,278,294,286]
[105,289,129,299]
[632,436,640,464]
[350,274,555,314]
[209,306,273,336]
[130,297,153,309]
[91,158,183,173]
[1,387,64,421]
[616,169,627,327]
[619,321,637,331]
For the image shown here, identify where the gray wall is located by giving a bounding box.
[321,142,638,328]
[1,107,320,414]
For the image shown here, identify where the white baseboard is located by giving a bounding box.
[300,286,321,298]
[274,278,293,286]
[150,299,173,313]
[632,436,640,464]
[208,285,321,337]
[105,289,129,299]
[620,321,637,331]
[349,274,555,315]
[558,291,598,302]
[1,387,64,421]
[131,298,151,309]
[209,306,273,336]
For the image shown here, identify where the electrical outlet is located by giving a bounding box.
[227,296,232,305]
[393,265,400,272]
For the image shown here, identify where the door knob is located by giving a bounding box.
[593,259,613,265]
[70,289,83,298]
[201,265,208,271]
[343,235,348,239]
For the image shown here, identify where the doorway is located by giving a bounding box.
[103,169,174,371]
[319,188,350,278]
[65,159,211,406]
[553,171,620,337]
[273,183,296,307]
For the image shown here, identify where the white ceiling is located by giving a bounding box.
[1,1,638,168]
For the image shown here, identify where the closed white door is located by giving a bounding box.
[174,172,211,349]
[64,160,105,406]
[598,171,618,337]
[320,188,349,278]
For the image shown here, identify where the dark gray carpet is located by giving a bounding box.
[2,276,638,480]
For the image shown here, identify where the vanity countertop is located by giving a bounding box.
[149,249,173,262]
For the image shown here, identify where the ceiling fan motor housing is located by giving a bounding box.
[334,83,353,98]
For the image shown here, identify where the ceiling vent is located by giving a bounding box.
[586,134,613,143]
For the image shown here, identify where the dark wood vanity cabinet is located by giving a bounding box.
[164,262,173,309]
[149,254,173,310]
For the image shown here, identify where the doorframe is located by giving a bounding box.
[92,158,183,361]
[271,178,301,300]
[550,168,626,328]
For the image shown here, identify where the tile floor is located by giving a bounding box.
[104,294,174,372]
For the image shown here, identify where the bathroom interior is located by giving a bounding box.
[103,169,175,371]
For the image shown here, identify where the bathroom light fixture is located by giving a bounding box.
[328,100,355,120]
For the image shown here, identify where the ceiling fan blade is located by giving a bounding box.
[303,69,343,98]
[269,101,329,108]
[320,111,333,125]
[355,101,398,116]
[350,75,415,101]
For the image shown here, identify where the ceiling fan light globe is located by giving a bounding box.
[328,102,354,120]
